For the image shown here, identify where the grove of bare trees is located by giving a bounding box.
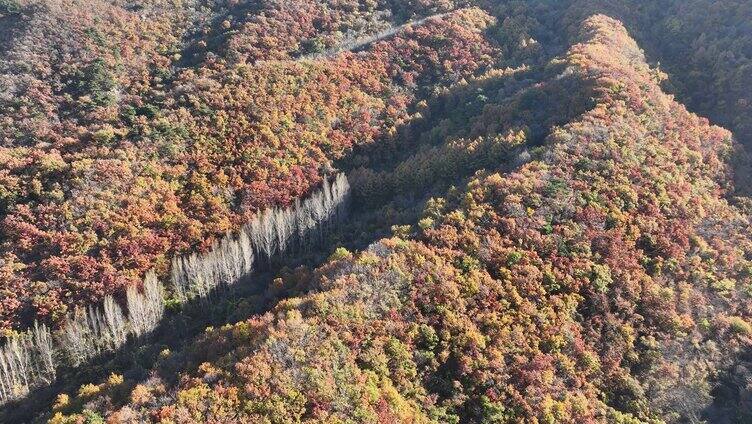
[172,173,350,301]
[0,323,55,402]
[0,174,349,405]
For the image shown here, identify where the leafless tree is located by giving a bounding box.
[288,174,350,250]
[250,208,278,263]
[32,322,55,382]
[238,228,255,275]
[60,309,90,366]
[103,295,128,350]
[0,336,30,402]
[0,322,57,404]
[128,271,165,337]
[0,337,28,401]
[273,207,295,256]
[59,301,128,366]
[172,227,257,302]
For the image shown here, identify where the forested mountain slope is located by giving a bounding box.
[37,14,752,424]
[0,1,494,331]
[585,0,752,149]
[1,0,752,423]
[487,0,752,150]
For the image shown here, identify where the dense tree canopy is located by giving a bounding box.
[0,1,495,331]
[38,14,752,424]
[1,0,752,422]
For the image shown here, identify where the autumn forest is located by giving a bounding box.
[1,0,752,423]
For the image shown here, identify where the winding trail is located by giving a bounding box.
[253,11,454,66]
[297,12,452,61]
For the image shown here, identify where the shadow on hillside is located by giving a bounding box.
[704,349,752,423]
[175,0,264,68]
[337,59,597,219]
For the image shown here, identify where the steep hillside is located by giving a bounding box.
[39,15,752,424]
[1,1,752,423]
[0,1,494,332]
[485,0,752,150]
[590,0,752,149]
